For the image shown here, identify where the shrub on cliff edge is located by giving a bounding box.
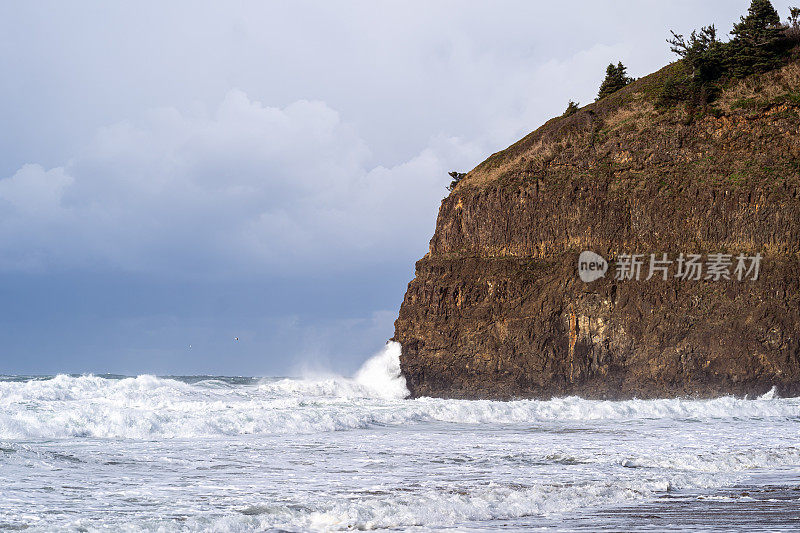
[562,100,580,117]
[597,62,634,100]
[447,171,466,191]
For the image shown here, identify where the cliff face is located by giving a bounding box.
[394,59,800,399]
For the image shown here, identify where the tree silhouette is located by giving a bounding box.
[596,62,633,100]
[728,0,786,77]
[562,100,580,117]
[447,171,466,191]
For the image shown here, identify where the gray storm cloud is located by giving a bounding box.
[0,90,480,276]
[0,0,792,374]
[2,1,779,279]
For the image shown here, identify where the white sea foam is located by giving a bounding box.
[1,345,799,531]
[259,341,408,400]
[0,344,798,440]
[0,382,798,440]
[353,341,408,399]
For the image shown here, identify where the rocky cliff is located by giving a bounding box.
[394,57,800,399]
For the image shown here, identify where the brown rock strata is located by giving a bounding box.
[394,58,800,399]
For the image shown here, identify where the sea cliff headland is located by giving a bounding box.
[394,15,800,399]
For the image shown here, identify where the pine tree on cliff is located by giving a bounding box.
[734,0,781,35]
[668,25,724,82]
[596,62,633,100]
[791,7,800,28]
[727,0,785,76]
[447,171,466,191]
[562,100,580,117]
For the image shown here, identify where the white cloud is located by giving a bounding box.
[3,1,787,279]
[0,90,480,277]
[0,164,73,215]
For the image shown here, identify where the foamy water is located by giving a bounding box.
[1,342,799,531]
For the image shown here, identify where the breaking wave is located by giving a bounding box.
[260,341,408,399]
[0,342,798,440]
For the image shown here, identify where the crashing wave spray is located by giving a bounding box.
[353,341,408,399]
[262,341,409,399]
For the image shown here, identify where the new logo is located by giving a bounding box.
[578,251,608,282]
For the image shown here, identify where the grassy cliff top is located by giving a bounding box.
[457,47,800,191]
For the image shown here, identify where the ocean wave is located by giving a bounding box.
[0,343,798,440]
[256,341,408,400]
[24,460,799,533]
[222,478,678,531]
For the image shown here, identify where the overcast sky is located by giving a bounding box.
[0,1,795,376]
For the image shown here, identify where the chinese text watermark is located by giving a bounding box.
[578,251,761,283]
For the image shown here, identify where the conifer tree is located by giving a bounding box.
[668,25,724,82]
[447,171,466,191]
[596,62,633,100]
[727,0,785,76]
[788,6,800,40]
[664,0,796,104]
[790,7,800,28]
[731,0,781,40]
[562,100,580,117]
